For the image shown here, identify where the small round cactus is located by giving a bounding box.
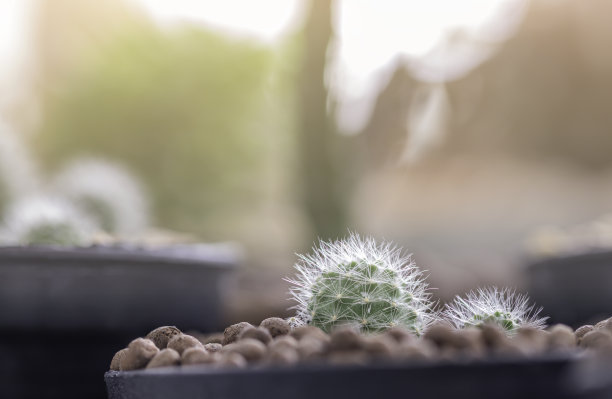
[287,233,435,335]
[443,286,547,334]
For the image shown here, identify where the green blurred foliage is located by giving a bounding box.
[36,26,277,236]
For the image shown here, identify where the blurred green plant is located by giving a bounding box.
[36,26,274,236]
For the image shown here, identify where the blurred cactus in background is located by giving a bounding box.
[1,196,97,246]
[36,25,276,239]
[53,158,149,235]
[0,122,39,218]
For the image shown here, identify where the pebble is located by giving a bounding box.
[480,324,509,349]
[574,325,594,344]
[203,333,224,345]
[397,340,436,360]
[513,327,549,355]
[223,322,255,345]
[260,317,290,338]
[120,338,159,371]
[239,327,273,345]
[216,352,248,369]
[147,349,180,369]
[329,327,363,352]
[222,338,267,362]
[268,335,299,352]
[594,317,611,330]
[290,326,330,342]
[580,329,612,350]
[145,326,182,350]
[264,346,300,365]
[597,319,612,334]
[493,339,528,358]
[423,322,458,348]
[181,347,216,365]
[297,336,327,359]
[384,327,415,344]
[204,343,223,353]
[327,351,369,366]
[167,334,204,355]
[547,324,576,350]
[361,334,396,358]
[110,348,128,371]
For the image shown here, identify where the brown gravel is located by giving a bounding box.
[574,325,594,343]
[264,346,300,365]
[145,326,182,350]
[290,326,330,342]
[181,347,217,366]
[223,322,255,345]
[147,349,180,369]
[384,327,415,344]
[222,338,267,362]
[260,317,290,338]
[167,334,203,355]
[110,348,129,371]
[216,352,247,368]
[204,343,223,353]
[120,338,159,371]
[197,333,224,345]
[110,315,612,372]
[547,324,576,351]
[329,327,363,352]
[238,327,273,345]
[580,329,612,350]
[268,335,298,352]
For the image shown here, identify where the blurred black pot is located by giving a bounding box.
[526,250,612,328]
[105,354,611,399]
[0,244,238,399]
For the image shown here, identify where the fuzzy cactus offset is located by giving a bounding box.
[443,286,547,334]
[287,233,434,335]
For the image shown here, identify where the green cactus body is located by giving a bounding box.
[466,311,520,332]
[288,234,434,335]
[443,287,547,334]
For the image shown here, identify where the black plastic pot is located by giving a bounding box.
[526,250,612,327]
[0,244,238,399]
[104,354,611,399]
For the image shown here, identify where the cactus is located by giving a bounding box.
[1,196,97,246]
[287,233,435,335]
[443,286,547,334]
[0,123,39,217]
[53,158,149,235]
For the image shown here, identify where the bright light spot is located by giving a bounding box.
[329,0,528,133]
[0,0,36,109]
[128,0,302,43]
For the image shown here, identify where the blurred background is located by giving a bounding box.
[2,0,612,325]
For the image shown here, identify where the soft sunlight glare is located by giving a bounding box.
[0,0,528,136]
[128,0,301,43]
[0,0,35,109]
[329,0,528,133]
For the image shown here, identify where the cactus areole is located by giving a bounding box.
[287,234,434,335]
